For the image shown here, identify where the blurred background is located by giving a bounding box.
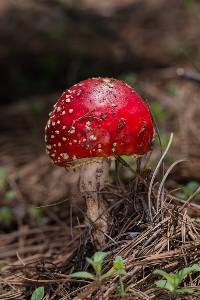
[0,0,200,270]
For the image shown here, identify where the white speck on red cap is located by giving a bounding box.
[61,153,69,160]
[89,135,97,141]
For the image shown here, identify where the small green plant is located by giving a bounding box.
[29,207,48,225]
[176,181,199,200]
[5,190,16,201]
[71,252,132,297]
[0,207,12,225]
[113,256,134,296]
[154,264,200,296]
[31,286,44,300]
[71,251,112,283]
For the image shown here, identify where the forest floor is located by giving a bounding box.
[1,2,200,299]
[0,68,200,299]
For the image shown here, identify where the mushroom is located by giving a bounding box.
[45,77,153,249]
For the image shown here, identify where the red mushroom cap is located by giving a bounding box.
[45,77,153,166]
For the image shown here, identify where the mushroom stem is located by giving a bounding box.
[80,158,110,249]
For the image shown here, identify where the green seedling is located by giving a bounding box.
[71,251,113,283]
[114,256,127,296]
[71,252,132,297]
[154,264,200,296]
[5,190,16,201]
[31,286,45,300]
[28,207,48,225]
[0,207,12,225]
[176,181,199,200]
[113,256,134,297]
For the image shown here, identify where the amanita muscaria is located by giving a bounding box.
[45,77,153,248]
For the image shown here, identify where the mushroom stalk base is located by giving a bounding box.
[80,158,110,249]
